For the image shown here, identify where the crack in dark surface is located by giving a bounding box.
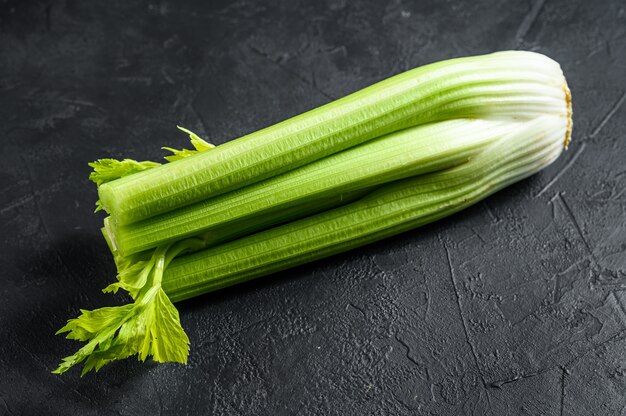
[558,192,598,265]
[19,155,82,288]
[566,329,626,368]
[611,292,626,325]
[481,200,499,223]
[511,0,547,48]
[150,373,164,416]
[535,143,586,197]
[589,90,626,139]
[440,236,488,388]
[394,334,422,369]
[489,366,557,389]
[347,301,366,318]
[0,395,15,416]
[560,366,567,416]
[248,44,336,101]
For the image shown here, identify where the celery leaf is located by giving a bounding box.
[53,247,189,375]
[88,159,161,187]
[163,126,215,162]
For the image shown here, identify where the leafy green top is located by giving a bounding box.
[55,126,214,376]
[53,238,206,375]
[162,126,216,162]
[88,159,161,187]
[88,126,214,212]
[53,246,185,375]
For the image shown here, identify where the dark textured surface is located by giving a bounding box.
[1,0,625,414]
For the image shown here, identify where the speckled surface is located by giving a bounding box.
[1,0,625,415]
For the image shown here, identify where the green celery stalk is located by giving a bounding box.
[98,51,567,225]
[108,118,521,256]
[162,115,568,301]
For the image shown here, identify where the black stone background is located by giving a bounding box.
[1,0,625,415]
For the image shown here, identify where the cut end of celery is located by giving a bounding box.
[101,217,118,253]
[97,183,115,218]
[563,80,573,149]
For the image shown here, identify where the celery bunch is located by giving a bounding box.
[54,51,572,375]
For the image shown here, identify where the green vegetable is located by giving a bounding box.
[108,119,520,256]
[54,50,572,375]
[98,51,568,225]
[162,115,568,302]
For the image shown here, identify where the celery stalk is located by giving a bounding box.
[99,51,567,225]
[162,115,568,302]
[109,118,520,256]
